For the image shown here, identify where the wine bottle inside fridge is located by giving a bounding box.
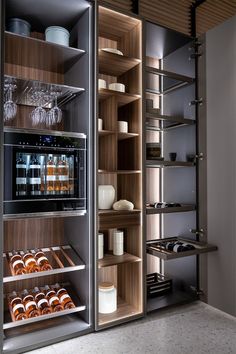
[28,154,41,195]
[16,154,27,196]
[57,155,69,194]
[46,155,56,194]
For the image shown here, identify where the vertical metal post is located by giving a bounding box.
[0,0,4,350]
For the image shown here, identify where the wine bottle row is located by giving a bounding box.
[8,283,76,321]
[8,249,52,275]
[16,153,74,197]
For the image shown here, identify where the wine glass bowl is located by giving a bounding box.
[4,81,17,122]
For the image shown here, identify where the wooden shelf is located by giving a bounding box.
[98,297,141,327]
[98,252,141,268]
[118,132,139,140]
[146,160,195,168]
[99,209,141,216]
[98,170,141,174]
[146,237,217,260]
[99,209,141,229]
[99,88,141,107]
[98,129,115,136]
[5,31,85,74]
[146,204,196,215]
[98,131,139,140]
[99,49,141,76]
[146,66,195,94]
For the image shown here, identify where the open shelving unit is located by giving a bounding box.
[144,21,217,314]
[96,5,143,329]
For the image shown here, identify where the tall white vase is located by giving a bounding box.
[98,185,115,209]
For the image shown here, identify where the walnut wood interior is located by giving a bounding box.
[97,6,143,326]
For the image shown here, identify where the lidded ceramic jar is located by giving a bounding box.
[98,185,115,209]
[98,282,117,314]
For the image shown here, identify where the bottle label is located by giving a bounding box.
[36,256,48,264]
[25,257,36,267]
[47,164,56,168]
[16,178,26,184]
[57,288,66,295]
[29,165,41,169]
[35,292,45,300]
[49,296,59,306]
[59,294,71,303]
[25,301,37,311]
[12,303,25,313]
[16,164,26,169]
[57,165,68,168]
[58,176,69,181]
[46,176,56,181]
[37,298,49,308]
[12,259,24,269]
[29,178,41,184]
[10,297,22,305]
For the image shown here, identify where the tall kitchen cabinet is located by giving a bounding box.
[1,0,94,353]
[95,5,144,329]
[144,21,217,311]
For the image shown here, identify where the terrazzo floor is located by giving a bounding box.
[27,301,236,354]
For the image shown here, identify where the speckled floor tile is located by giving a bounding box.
[26,301,236,354]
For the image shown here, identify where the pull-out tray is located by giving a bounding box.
[146,237,217,260]
[3,245,85,283]
[4,284,85,330]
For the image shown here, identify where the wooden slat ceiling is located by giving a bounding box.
[196,0,236,35]
[139,0,194,36]
[99,0,236,37]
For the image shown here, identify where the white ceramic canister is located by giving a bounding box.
[109,83,125,92]
[45,26,70,46]
[118,121,128,133]
[98,118,103,131]
[98,233,104,259]
[98,282,117,314]
[113,230,124,256]
[98,185,115,210]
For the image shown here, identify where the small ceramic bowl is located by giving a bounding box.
[98,79,107,90]
[101,48,123,56]
[109,83,125,93]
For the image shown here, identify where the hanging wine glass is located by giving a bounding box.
[4,80,17,122]
[30,88,47,126]
[46,88,62,127]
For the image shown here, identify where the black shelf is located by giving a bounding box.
[146,205,196,215]
[147,289,197,313]
[146,237,217,260]
[146,160,195,168]
[146,66,195,94]
[146,111,195,131]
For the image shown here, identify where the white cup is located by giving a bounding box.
[98,118,103,131]
[113,230,124,256]
[118,121,128,133]
[98,233,104,259]
[98,79,106,89]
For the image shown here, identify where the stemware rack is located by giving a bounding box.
[4,75,85,108]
